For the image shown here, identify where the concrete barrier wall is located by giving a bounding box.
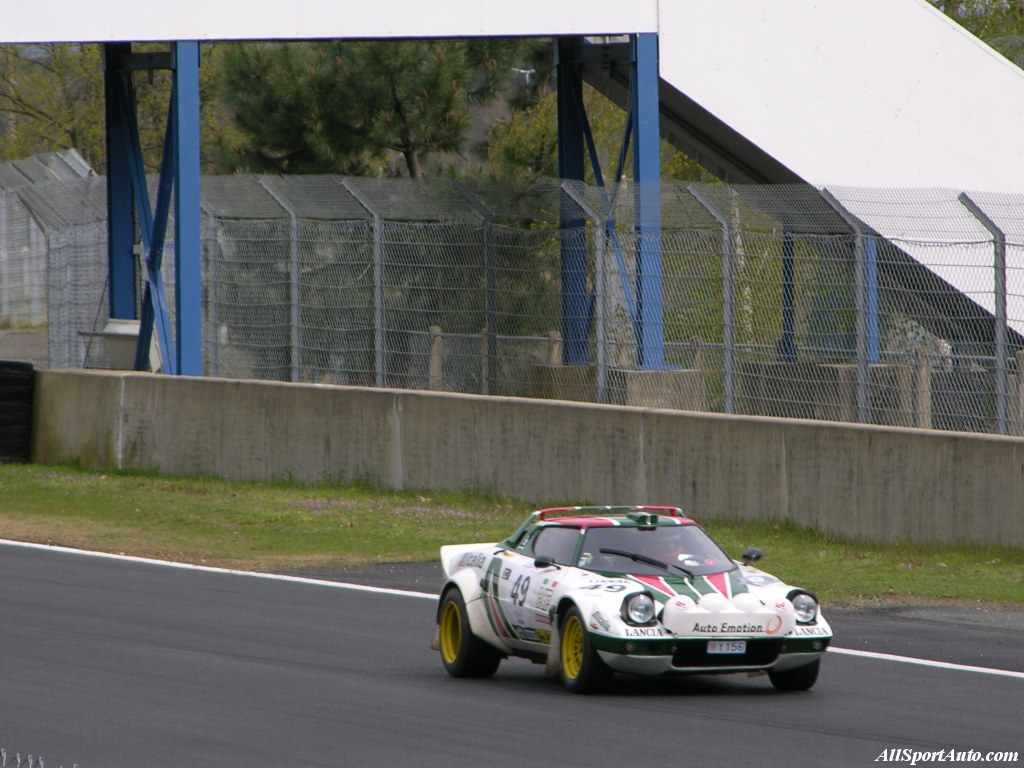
[31,369,1024,548]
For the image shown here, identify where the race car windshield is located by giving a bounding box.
[578,525,734,577]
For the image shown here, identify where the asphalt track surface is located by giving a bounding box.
[2,542,1021,768]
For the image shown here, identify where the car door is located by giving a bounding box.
[495,526,580,651]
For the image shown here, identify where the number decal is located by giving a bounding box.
[581,583,627,592]
[511,574,531,607]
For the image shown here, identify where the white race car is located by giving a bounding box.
[432,505,832,693]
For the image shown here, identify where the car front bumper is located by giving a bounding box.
[593,634,831,676]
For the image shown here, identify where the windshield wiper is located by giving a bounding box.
[599,547,694,577]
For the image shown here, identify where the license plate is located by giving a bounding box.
[707,640,747,655]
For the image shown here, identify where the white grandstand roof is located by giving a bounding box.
[2,0,657,43]
[6,0,1022,194]
[659,0,1024,194]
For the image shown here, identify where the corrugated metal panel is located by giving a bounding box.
[0,150,94,190]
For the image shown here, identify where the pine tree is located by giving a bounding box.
[216,39,531,178]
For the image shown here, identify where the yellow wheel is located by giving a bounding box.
[439,598,463,666]
[437,589,502,678]
[561,612,585,680]
[559,606,611,693]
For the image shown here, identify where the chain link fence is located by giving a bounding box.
[2,175,1022,436]
[0,746,77,767]
[0,182,52,328]
[0,149,94,330]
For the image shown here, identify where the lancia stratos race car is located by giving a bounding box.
[432,505,832,693]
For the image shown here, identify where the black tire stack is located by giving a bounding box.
[0,361,34,463]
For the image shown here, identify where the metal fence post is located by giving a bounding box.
[429,325,443,390]
[821,190,871,424]
[915,344,932,429]
[853,232,869,423]
[259,178,302,383]
[453,181,496,396]
[595,215,607,393]
[340,180,386,388]
[560,182,608,402]
[686,184,736,414]
[958,192,1009,435]
[200,197,219,377]
[780,228,798,364]
[547,331,563,366]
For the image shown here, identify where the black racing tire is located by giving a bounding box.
[768,658,821,691]
[437,588,502,679]
[559,605,612,694]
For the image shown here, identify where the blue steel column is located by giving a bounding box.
[556,37,590,365]
[173,41,203,376]
[631,33,664,369]
[103,43,202,375]
[104,43,137,320]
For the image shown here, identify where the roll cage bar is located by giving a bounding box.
[501,505,689,549]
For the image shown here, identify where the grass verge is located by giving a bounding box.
[1,463,1021,607]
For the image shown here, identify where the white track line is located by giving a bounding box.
[826,646,1024,680]
[4,539,1023,681]
[0,538,437,600]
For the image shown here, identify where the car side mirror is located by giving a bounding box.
[534,555,559,569]
[741,547,763,565]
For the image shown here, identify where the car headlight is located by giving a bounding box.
[622,592,656,625]
[788,590,819,624]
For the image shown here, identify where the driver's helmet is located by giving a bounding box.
[649,527,710,569]
[648,527,688,565]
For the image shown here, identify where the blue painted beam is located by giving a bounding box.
[122,70,177,374]
[103,42,203,375]
[136,102,178,374]
[571,69,638,330]
[104,44,176,372]
[173,41,203,376]
[556,37,590,365]
[631,33,663,369]
[103,43,137,321]
[555,35,665,369]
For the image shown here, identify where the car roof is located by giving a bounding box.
[533,505,695,529]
